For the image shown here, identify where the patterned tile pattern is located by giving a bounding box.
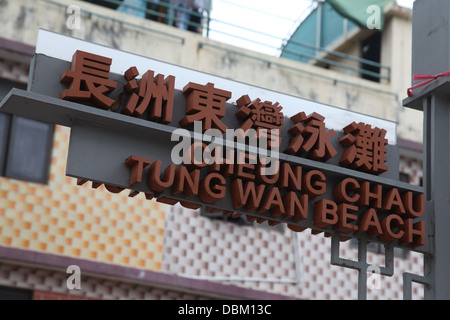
[162,203,426,300]
[0,125,167,271]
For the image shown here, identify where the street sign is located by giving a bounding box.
[0,30,424,252]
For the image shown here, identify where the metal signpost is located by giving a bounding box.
[403,0,450,300]
[0,27,432,299]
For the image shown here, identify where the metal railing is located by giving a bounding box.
[79,0,390,82]
[100,0,210,33]
[281,39,391,81]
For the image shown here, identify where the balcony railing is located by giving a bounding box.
[60,0,391,82]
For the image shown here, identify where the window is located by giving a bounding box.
[361,32,382,82]
[0,286,33,300]
[0,79,54,184]
[82,0,124,10]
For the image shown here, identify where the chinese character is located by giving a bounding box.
[235,95,284,148]
[122,66,175,124]
[60,50,117,109]
[339,122,388,174]
[180,82,232,133]
[285,111,337,161]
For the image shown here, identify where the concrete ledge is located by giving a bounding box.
[0,245,298,300]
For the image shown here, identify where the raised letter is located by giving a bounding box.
[173,166,200,198]
[148,160,175,192]
[199,172,226,203]
[403,192,425,218]
[278,163,302,191]
[333,178,360,203]
[380,215,404,242]
[358,208,382,237]
[382,188,406,214]
[303,170,326,198]
[335,203,359,234]
[358,182,382,209]
[400,219,425,248]
[313,199,338,228]
[230,179,265,211]
[125,155,151,186]
[283,192,308,222]
[257,187,285,216]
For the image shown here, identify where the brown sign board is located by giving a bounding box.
[0,31,426,252]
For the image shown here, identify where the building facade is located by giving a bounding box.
[0,0,424,300]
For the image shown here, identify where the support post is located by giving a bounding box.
[403,0,450,299]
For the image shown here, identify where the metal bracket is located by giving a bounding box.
[403,270,430,300]
[330,234,394,300]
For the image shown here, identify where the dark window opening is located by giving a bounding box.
[0,286,33,300]
[82,0,124,10]
[361,32,381,82]
[0,79,54,184]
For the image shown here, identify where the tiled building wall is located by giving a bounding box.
[162,203,425,300]
[0,124,168,272]
[0,263,203,300]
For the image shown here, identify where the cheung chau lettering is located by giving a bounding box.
[123,154,424,248]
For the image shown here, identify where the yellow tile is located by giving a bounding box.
[55,245,64,254]
[82,240,90,249]
[38,242,47,251]
[89,233,99,242]
[69,247,81,256]
[95,243,106,251]
[65,220,75,228]
[56,227,65,236]
[0,236,12,246]
[120,256,130,265]
[87,250,98,259]
[21,221,32,230]
[137,259,146,268]
[113,245,122,254]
